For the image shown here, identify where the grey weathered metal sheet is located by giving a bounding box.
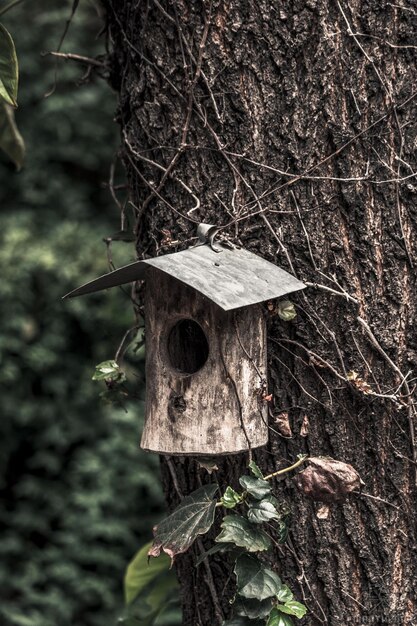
[64,261,149,299]
[145,244,305,309]
[63,244,305,310]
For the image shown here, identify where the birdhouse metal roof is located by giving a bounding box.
[64,243,305,311]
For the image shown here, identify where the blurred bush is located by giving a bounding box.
[0,2,166,625]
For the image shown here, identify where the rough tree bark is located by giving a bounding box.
[103,1,417,624]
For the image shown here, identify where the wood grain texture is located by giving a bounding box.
[141,267,268,455]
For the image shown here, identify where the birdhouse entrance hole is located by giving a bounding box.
[167,319,209,374]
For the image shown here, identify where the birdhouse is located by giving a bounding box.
[64,228,305,456]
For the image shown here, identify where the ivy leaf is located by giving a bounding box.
[248,461,264,479]
[263,494,280,507]
[277,601,307,619]
[0,101,24,169]
[0,23,18,107]
[266,608,294,626]
[253,497,291,542]
[277,300,296,321]
[221,486,243,509]
[92,359,126,382]
[149,484,218,561]
[239,476,272,500]
[276,585,294,603]
[234,596,273,620]
[247,499,281,524]
[277,517,291,544]
[215,515,271,552]
[235,554,282,600]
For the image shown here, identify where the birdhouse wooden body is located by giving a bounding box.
[142,267,267,455]
[65,233,305,456]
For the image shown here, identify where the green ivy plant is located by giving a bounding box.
[147,457,309,626]
[93,359,127,384]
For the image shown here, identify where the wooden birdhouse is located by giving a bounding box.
[64,228,305,456]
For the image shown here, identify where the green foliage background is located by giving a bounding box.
[0,2,166,625]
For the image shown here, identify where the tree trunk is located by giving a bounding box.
[104,1,417,624]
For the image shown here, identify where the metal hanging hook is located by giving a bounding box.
[195,223,223,252]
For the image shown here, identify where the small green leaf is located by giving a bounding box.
[276,585,294,603]
[247,499,281,524]
[239,476,272,500]
[235,554,282,600]
[92,359,126,382]
[0,23,18,107]
[234,597,273,620]
[277,300,296,322]
[221,486,243,509]
[149,484,218,560]
[263,494,280,507]
[0,101,24,169]
[124,542,173,605]
[267,608,294,626]
[248,461,264,479]
[277,516,291,544]
[215,515,271,552]
[277,601,307,619]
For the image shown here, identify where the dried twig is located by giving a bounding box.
[43,51,105,67]
[357,316,417,481]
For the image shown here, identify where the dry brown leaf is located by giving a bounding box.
[273,412,292,438]
[347,370,372,394]
[294,457,362,503]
